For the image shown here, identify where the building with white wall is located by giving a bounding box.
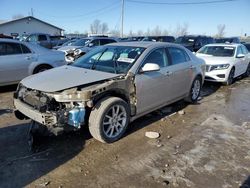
[0,16,64,37]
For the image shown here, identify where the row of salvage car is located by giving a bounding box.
[0,37,249,144]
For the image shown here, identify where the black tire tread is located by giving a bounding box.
[88,97,129,143]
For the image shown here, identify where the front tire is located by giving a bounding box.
[225,68,235,85]
[88,97,130,143]
[33,65,52,74]
[185,77,202,103]
[244,63,250,77]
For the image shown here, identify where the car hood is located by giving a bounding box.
[196,54,233,65]
[58,46,83,52]
[20,65,120,92]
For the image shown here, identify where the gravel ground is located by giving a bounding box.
[0,78,250,188]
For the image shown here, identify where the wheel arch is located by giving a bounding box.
[32,63,53,74]
[92,89,130,107]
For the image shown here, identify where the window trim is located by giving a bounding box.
[0,42,23,56]
[167,47,190,66]
[136,47,170,74]
[20,43,32,54]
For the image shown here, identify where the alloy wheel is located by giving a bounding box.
[191,79,201,100]
[102,104,127,139]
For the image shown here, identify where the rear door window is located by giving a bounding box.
[20,44,32,54]
[1,42,23,55]
[100,39,116,45]
[38,35,47,41]
[0,43,5,55]
[168,47,189,65]
[91,39,100,46]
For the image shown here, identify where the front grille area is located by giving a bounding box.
[18,87,60,113]
[205,76,216,80]
[217,74,225,78]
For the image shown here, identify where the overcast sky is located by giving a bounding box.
[0,0,249,36]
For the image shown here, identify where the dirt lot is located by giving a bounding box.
[0,78,250,188]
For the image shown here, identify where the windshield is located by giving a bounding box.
[61,39,77,46]
[72,38,91,46]
[216,38,234,43]
[176,37,196,45]
[197,46,235,57]
[72,46,145,74]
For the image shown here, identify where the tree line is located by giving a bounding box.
[87,19,226,38]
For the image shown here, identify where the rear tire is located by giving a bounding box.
[185,76,202,103]
[88,97,130,143]
[33,65,52,74]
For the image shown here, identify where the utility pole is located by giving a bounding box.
[121,0,124,38]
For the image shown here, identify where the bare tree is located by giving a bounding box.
[109,29,120,37]
[174,23,189,37]
[162,29,169,36]
[151,26,162,36]
[101,23,109,34]
[145,28,151,36]
[90,19,109,34]
[216,24,226,38]
[12,14,24,20]
[137,30,144,36]
[128,30,134,37]
[90,19,101,34]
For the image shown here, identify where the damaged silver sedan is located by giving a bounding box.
[14,42,205,143]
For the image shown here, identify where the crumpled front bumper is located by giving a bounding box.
[14,98,86,131]
[14,99,57,126]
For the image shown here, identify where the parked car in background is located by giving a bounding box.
[0,39,67,86]
[14,42,205,143]
[58,37,118,62]
[196,43,250,85]
[0,33,13,39]
[119,36,144,42]
[176,35,215,52]
[52,38,79,50]
[215,37,240,44]
[25,33,69,49]
[142,36,175,43]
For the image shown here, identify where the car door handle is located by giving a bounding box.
[190,65,195,69]
[25,56,31,60]
[165,71,173,76]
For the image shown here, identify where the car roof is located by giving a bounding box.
[205,43,240,47]
[84,37,118,40]
[0,38,21,43]
[106,41,178,48]
[178,35,212,38]
[0,38,53,52]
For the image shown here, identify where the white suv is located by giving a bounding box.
[196,43,250,85]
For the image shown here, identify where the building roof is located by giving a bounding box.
[0,16,64,31]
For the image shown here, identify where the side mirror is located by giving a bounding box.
[236,54,245,58]
[141,63,160,73]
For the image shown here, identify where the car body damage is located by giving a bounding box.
[14,42,205,143]
[14,72,136,135]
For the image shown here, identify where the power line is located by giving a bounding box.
[35,1,120,19]
[126,0,238,5]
